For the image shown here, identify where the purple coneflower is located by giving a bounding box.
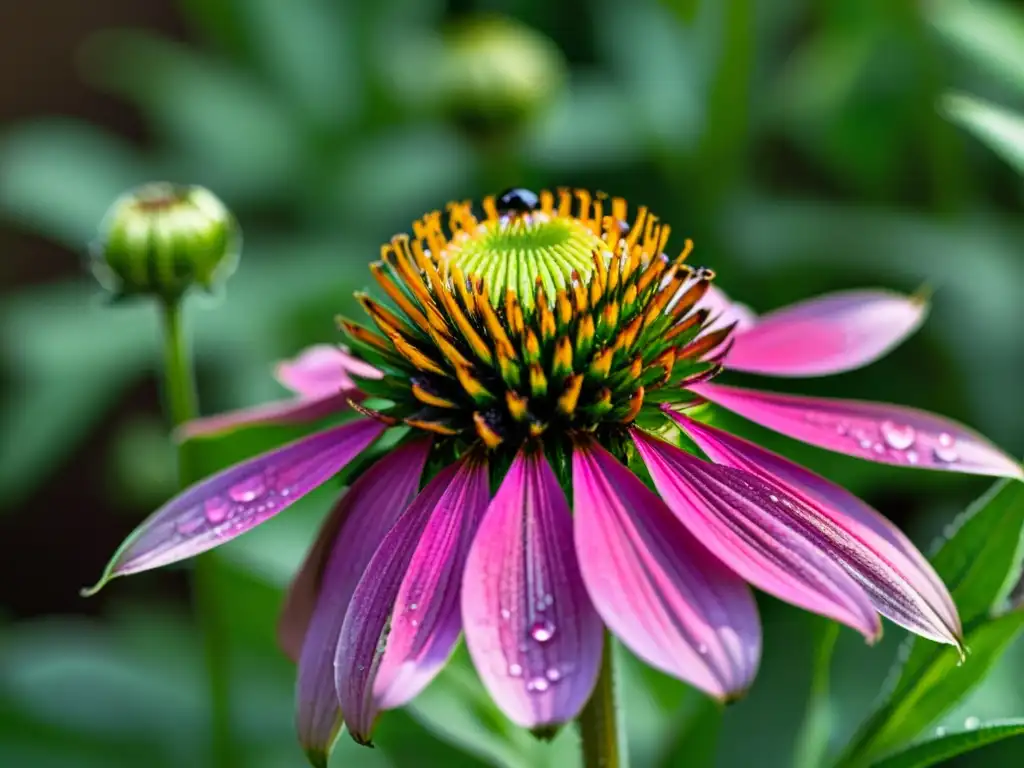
[88,188,1022,765]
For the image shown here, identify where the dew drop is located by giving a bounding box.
[410,619,419,628]
[500,608,511,621]
[872,442,886,454]
[228,477,265,503]
[935,726,946,736]
[964,716,980,730]
[933,439,959,463]
[177,516,204,535]
[526,676,550,693]
[204,497,230,524]
[545,667,563,682]
[835,422,849,436]
[905,450,919,465]
[508,663,523,678]
[858,438,873,450]
[529,620,556,643]
[880,421,916,451]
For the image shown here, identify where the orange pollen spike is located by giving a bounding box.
[558,373,584,415]
[473,412,504,449]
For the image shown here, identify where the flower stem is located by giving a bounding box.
[578,633,626,768]
[159,298,236,768]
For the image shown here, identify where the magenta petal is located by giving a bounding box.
[571,439,761,700]
[632,430,881,640]
[724,290,927,377]
[177,392,354,441]
[276,344,380,397]
[82,419,385,594]
[292,441,430,763]
[462,447,603,728]
[334,453,490,744]
[667,411,962,647]
[697,284,757,333]
[691,383,1023,479]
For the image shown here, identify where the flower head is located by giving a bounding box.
[86,188,1022,766]
[91,182,240,301]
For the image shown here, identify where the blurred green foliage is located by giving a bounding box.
[2,0,1023,766]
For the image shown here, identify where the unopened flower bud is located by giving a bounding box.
[437,16,565,144]
[91,182,240,301]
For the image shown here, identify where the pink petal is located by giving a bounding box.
[697,284,757,333]
[462,446,603,729]
[632,430,882,640]
[292,440,430,764]
[176,392,354,441]
[571,438,761,700]
[690,383,1023,479]
[82,419,385,595]
[276,344,380,397]
[723,290,928,377]
[334,453,490,744]
[667,411,962,647]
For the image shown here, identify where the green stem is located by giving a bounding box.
[578,633,626,768]
[159,298,236,768]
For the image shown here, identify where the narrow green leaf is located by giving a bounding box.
[836,477,1024,764]
[870,719,1024,768]
[794,619,840,768]
[839,610,1024,764]
[660,0,702,23]
[927,479,1024,623]
[942,93,1024,175]
[928,0,1024,92]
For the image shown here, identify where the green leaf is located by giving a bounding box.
[928,0,1024,93]
[942,93,1024,175]
[836,479,1024,764]
[794,620,840,768]
[83,31,303,204]
[660,0,702,23]
[927,480,1024,623]
[0,121,150,247]
[870,719,1024,768]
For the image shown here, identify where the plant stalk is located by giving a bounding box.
[160,297,236,768]
[578,632,626,768]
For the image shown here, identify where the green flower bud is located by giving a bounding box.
[437,16,566,144]
[91,183,240,301]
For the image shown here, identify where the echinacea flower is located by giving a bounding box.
[86,187,1023,765]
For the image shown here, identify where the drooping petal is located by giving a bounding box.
[82,419,385,594]
[571,437,761,700]
[697,284,757,333]
[276,344,381,398]
[723,290,928,377]
[177,345,380,441]
[335,452,490,744]
[177,392,353,441]
[667,411,962,647]
[292,440,430,765]
[462,446,603,729]
[632,430,881,640]
[690,383,1023,479]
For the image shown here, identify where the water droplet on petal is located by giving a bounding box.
[177,516,204,535]
[529,619,556,643]
[229,476,265,503]
[545,667,563,682]
[500,608,511,620]
[933,437,959,463]
[906,450,919,465]
[508,663,523,677]
[409,619,419,628]
[964,716,980,730]
[408,602,418,611]
[835,422,849,436]
[204,497,230,523]
[881,421,916,450]
[526,676,550,693]
[768,494,778,503]
[858,437,873,450]
[872,442,886,454]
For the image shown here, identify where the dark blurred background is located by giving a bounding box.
[1,0,1022,766]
